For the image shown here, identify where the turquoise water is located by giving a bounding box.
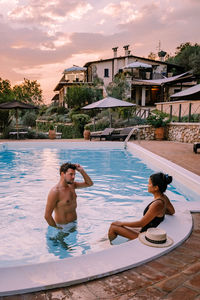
[0,146,186,267]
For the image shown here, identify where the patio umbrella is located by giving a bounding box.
[0,100,38,139]
[123,62,152,69]
[82,97,135,127]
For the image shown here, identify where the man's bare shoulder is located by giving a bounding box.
[48,184,60,197]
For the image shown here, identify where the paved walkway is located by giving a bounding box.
[1,140,200,300]
[132,140,200,176]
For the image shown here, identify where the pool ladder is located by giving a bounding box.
[124,127,140,149]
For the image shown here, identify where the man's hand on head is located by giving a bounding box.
[75,164,84,172]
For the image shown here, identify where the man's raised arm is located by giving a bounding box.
[75,164,93,188]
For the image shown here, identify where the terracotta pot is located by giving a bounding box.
[83,130,90,140]
[49,129,56,139]
[155,127,165,140]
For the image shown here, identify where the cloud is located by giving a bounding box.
[0,0,200,103]
[100,1,141,24]
[114,1,200,56]
[7,0,93,26]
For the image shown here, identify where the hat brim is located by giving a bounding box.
[138,232,174,248]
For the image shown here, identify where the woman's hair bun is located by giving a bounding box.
[165,174,172,184]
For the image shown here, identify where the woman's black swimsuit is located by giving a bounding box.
[140,199,165,233]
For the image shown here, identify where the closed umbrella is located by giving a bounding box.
[82,97,135,127]
[0,100,38,139]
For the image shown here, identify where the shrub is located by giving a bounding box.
[22,111,37,127]
[1,125,12,139]
[147,113,169,128]
[26,129,48,139]
[57,106,68,115]
[42,105,60,116]
[181,114,200,123]
[115,116,147,127]
[92,118,110,131]
[71,114,90,135]
[57,124,81,138]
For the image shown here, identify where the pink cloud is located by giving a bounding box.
[0,0,199,103]
[8,0,93,25]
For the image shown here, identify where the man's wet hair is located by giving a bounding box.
[60,162,76,175]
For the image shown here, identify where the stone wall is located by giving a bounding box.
[166,123,200,143]
[133,125,155,140]
[133,123,200,143]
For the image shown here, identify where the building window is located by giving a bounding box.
[104,68,109,77]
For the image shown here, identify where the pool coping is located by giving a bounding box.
[127,142,200,210]
[0,141,199,296]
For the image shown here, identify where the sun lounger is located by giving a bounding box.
[110,127,135,141]
[90,128,114,141]
[193,142,200,153]
[9,129,28,139]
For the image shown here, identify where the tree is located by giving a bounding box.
[0,78,14,103]
[106,73,130,100]
[65,84,96,110]
[13,78,43,105]
[166,42,200,76]
[148,52,157,60]
[0,78,14,131]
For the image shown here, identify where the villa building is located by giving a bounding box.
[53,65,89,106]
[53,45,197,107]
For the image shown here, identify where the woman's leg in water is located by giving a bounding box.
[108,224,139,241]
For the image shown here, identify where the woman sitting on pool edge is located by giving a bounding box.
[108,172,175,243]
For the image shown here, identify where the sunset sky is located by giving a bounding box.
[1,0,200,104]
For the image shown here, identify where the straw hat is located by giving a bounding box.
[139,227,173,248]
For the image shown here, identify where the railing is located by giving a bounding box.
[156,100,200,122]
[134,107,150,119]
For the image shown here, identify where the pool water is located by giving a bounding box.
[0,146,186,267]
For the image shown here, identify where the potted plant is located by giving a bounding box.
[83,124,91,140]
[147,113,169,140]
[49,124,56,139]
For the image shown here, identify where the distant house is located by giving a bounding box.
[132,71,197,106]
[54,65,88,107]
[53,46,197,107]
[51,93,59,106]
[84,45,179,84]
[84,45,196,107]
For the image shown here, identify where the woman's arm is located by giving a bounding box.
[112,201,164,228]
[165,196,175,215]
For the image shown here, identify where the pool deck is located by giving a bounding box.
[1,140,200,300]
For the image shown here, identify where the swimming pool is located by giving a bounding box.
[0,141,199,296]
[0,141,190,267]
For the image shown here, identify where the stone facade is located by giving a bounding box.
[133,125,155,140]
[133,123,200,143]
[166,122,200,143]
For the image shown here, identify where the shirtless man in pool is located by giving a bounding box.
[44,162,93,228]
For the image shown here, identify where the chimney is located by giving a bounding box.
[112,47,118,58]
[123,45,130,56]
